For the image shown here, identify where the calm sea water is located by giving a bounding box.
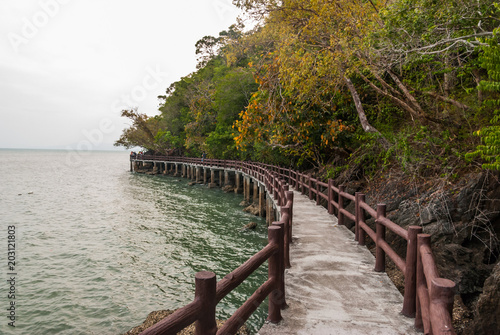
[0,149,268,335]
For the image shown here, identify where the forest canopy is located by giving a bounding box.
[115,0,500,177]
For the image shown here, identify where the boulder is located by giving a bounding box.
[468,261,500,335]
[222,185,235,193]
[241,222,257,230]
[243,204,260,216]
[122,309,249,335]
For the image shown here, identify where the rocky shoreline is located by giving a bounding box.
[122,310,249,335]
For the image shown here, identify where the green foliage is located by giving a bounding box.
[116,0,499,180]
[467,20,500,170]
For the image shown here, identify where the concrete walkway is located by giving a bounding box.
[257,191,418,335]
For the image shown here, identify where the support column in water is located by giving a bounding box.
[235,172,242,194]
[259,185,266,218]
[253,181,259,204]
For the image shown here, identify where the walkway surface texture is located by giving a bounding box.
[257,190,418,335]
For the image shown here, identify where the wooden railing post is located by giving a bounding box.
[328,179,334,215]
[268,225,284,322]
[316,181,320,206]
[415,233,430,332]
[273,176,278,200]
[286,191,294,243]
[300,173,303,192]
[308,174,312,200]
[283,185,289,207]
[430,278,456,335]
[402,225,423,317]
[194,271,217,335]
[338,185,345,226]
[357,193,366,246]
[375,204,387,272]
[280,207,291,269]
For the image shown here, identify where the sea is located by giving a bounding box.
[0,149,268,335]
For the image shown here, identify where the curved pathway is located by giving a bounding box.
[258,190,418,335]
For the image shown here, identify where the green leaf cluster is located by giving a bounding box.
[466,16,500,170]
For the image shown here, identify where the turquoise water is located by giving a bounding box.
[0,149,268,334]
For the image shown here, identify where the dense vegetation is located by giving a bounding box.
[116,0,500,179]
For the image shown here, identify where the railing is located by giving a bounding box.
[131,155,456,334]
[140,225,284,335]
[133,156,293,335]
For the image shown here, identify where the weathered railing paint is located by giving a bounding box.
[131,155,456,334]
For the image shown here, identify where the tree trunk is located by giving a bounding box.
[344,77,390,148]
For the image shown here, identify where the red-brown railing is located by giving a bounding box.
[140,225,284,335]
[131,155,456,334]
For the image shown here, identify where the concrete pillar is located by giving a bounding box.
[196,167,201,182]
[224,171,235,186]
[209,169,217,188]
[219,171,224,187]
[253,181,259,204]
[243,177,248,202]
[235,173,242,194]
[259,186,266,218]
[266,197,275,226]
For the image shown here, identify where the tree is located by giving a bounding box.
[467,12,500,170]
[114,108,163,152]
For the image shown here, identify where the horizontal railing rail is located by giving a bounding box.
[131,155,456,333]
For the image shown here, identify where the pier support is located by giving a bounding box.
[224,171,235,188]
[266,197,276,225]
[209,169,219,188]
[196,167,201,183]
[235,173,242,194]
[244,176,252,203]
[253,182,259,204]
[259,186,266,218]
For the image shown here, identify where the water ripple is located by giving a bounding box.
[0,150,268,334]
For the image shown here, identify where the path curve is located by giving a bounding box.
[258,190,418,335]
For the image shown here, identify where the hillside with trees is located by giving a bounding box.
[116,1,500,333]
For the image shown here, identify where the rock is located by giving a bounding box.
[188,182,196,186]
[468,261,500,335]
[358,170,500,331]
[434,243,492,294]
[243,204,260,216]
[239,200,250,207]
[222,185,235,193]
[241,222,257,230]
[419,204,437,225]
[122,309,250,335]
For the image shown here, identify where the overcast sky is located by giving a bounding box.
[0,0,242,150]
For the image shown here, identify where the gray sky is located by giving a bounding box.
[0,0,242,150]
